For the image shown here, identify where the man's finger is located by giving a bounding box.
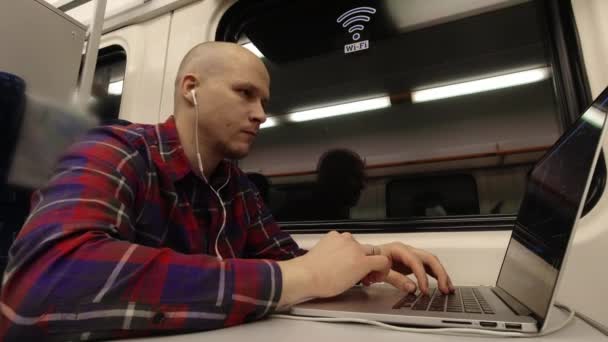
[362,270,385,284]
[364,255,391,276]
[342,232,354,240]
[418,252,451,294]
[362,244,380,256]
[385,270,417,293]
[393,248,429,295]
[448,276,455,292]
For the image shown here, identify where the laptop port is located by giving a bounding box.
[505,323,522,330]
[441,320,471,325]
[480,321,497,327]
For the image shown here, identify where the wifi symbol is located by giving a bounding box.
[336,6,377,41]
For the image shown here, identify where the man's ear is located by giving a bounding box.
[181,74,199,105]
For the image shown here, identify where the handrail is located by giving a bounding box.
[78,0,107,107]
[280,214,517,234]
[58,0,93,12]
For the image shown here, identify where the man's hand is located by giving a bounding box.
[277,231,391,308]
[361,242,455,295]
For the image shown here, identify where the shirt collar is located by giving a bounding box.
[157,115,232,186]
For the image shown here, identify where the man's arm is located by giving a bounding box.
[0,129,283,340]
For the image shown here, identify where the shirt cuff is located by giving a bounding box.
[223,258,283,326]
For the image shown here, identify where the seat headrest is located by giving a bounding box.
[0,72,26,184]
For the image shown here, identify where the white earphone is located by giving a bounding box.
[190,88,198,106]
[190,88,230,261]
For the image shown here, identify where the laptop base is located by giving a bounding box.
[290,284,538,332]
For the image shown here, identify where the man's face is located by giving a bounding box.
[195,53,269,159]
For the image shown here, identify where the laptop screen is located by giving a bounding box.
[496,87,608,322]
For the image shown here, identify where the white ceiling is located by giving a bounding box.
[43,0,144,25]
[386,0,529,32]
[43,0,529,30]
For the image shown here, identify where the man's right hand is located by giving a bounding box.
[276,231,391,308]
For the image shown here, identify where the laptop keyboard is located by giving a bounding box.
[392,288,495,314]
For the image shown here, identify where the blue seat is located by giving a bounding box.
[0,72,31,278]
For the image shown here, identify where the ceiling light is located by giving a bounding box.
[286,96,391,122]
[260,117,278,129]
[411,67,551,103]
[242,42,264,58]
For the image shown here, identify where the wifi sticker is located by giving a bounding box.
[337,6,376,54]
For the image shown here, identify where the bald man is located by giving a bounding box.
[0,42,452,340]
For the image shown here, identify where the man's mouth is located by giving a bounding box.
[242,130,258,137]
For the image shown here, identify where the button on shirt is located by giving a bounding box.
[0,116,306,340]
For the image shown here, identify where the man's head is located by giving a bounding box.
[174,42,269,161]
[317,149,366,207]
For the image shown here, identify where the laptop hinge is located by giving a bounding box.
[492,287,533,316]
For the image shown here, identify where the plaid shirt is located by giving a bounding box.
[0,116,306,341]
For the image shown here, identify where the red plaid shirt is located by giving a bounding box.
[0,116,306,340]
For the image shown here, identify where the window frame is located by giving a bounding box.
[279,215,516,234]
[216,0,605,233]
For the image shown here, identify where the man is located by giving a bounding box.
[277,148,366,221]
[0,42,453,340]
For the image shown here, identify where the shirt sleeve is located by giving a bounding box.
[0,128,283,340]
[243,181,308,261]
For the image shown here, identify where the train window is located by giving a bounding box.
[89,45,126,124]
[387,174,479,218]
[218,0,589,227]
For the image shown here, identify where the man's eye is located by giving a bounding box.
[238,89,252,98]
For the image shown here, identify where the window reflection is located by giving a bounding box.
[229,1,560,223]
[274,149,365,221]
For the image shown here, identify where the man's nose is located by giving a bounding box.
[251,101,267,123]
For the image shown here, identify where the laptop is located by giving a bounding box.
[290,86,608,333]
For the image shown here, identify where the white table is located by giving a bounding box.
[127,306,607,342]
